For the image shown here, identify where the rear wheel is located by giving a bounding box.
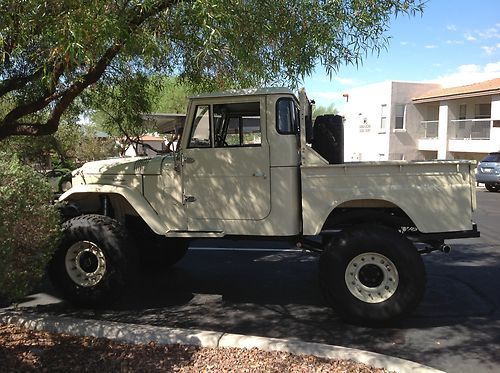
[48,214,137,306]
[319,224,426,325]
[485,183,500,192]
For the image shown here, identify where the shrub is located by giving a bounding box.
[0,152,61,303]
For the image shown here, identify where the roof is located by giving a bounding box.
[413,78,500,103]
[191,87,294,99]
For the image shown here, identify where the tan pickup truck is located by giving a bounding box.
[50,88,479,324]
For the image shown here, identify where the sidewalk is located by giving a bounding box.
[0,309,443,373]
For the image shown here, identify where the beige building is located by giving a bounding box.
[342,78,500,162]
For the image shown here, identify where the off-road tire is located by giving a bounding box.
[485,183,500,192]
[319,224,426,325]
[48,214,137,307]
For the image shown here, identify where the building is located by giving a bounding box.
[342,78,500,162]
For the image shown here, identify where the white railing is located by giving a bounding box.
[420,120,439,139]
[449,119,491,140]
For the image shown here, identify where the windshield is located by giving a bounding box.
[481,153,500,162]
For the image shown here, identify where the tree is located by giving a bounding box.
[153,77,193,114]
[5,123,119,171]
[313,103,339,120]
[0,152,60,303]
[0,0,425,140]
[89,76,191,156]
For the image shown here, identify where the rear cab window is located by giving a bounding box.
[276,98,299,135]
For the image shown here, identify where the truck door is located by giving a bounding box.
[181,98,271,226]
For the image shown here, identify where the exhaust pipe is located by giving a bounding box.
[418,242,452,255]
[439,244,451,253]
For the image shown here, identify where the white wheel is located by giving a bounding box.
[319,224,426,324]
[65,241,106,287]
[49,214,137,306]
[344,252,399,303]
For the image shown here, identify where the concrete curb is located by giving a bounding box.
[0,310,444,373]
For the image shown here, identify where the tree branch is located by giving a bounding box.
[0,69,43,98]
[0,0,180,140]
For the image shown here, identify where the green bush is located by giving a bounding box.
[0,152,61,303]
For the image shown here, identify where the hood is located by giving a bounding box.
[78,155,175,176]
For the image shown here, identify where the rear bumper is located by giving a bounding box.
[476,173,500,183]
[409,223,480,241]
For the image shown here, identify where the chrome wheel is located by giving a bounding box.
[65,241,106,287]
[345,252,399,303]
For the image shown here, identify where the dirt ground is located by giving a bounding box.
[0,323,391,372]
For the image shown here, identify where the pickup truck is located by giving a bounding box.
[50,88,479,324]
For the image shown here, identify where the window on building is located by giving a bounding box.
[188,105,212,148]
[276,98,299,134]
[380,104,387,132]
[395,104,405,130]
[213,102,261,147]
[475,103,491,119]
[427,105,439,120]
[459,104,467,120]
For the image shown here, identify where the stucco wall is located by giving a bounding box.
[389,82,441,160]
[343,81,439,161]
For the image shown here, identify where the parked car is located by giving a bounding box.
[476,152,500,192]
[45,168,73,194]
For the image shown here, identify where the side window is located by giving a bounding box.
[189,105,211,148]
[213,102,261,147]
[276,98,299,134]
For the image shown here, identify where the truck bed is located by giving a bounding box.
[301,159,477,236]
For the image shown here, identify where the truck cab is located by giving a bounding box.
[178,88,301,235]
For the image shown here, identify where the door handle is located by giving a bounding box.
[253,171,266,178]
[183,156,195,164]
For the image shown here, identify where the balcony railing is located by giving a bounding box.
[420,120,438,139]
[449,119,491,140]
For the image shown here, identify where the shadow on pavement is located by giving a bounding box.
[9,240,500,372]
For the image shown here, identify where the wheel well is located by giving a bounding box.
[62,193,140,224]
[323,204,415,232]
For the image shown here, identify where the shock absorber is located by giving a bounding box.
[100,195,114,217]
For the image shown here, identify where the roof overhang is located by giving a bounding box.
[413,88,500,104]
[141,113,186,133]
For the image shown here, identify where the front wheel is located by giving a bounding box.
[319,224,426,325]
[485,183,500,192]
[48,214,137,306]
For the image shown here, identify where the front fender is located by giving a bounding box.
[59,185,167,235]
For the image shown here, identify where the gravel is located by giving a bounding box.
[0,323,392,372]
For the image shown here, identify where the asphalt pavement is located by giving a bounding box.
[4,189,500,373]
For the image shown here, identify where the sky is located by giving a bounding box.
[303,0,500,111]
